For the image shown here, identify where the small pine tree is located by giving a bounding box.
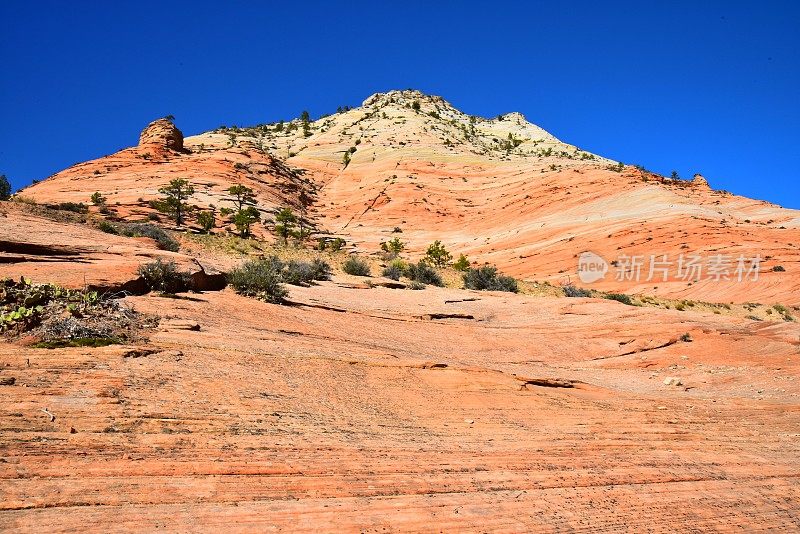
[453,254,470,271]
[274,207,297,245]
[227,184,256,212]
[197,210,215,233]
[0,175,11,201]
[425,240,452,267]
[671,170,680,180]
[380,237,405,256]
[155,178,195,226]
[90,191,106,206]
[411,100,421,111]
[233,206,260,238]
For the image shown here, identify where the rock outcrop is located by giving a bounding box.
[138,118,184,150]
[692,173,711,189]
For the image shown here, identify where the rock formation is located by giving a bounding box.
[138,117,184,150]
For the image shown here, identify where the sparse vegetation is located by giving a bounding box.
[462,265,518,292]
[342,256,371,277]
[0,277,147,345]
[773,265,786,272]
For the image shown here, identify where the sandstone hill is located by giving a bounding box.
[20,90,799,305]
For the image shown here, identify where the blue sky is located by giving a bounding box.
[1,1,798,207]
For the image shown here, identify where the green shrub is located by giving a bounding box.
[137,259,190,294]
[228,257,288,303]
[773,265,786,272]
[605,293,634,306]
[462,265,518,292]
[407,261,443,287]
[563,284,592,298]
[342,256,371,276]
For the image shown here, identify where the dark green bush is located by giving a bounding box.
[228,257,288,303]
[407,261,443,287]
[605,293,634,305]
[137,259,190,294]
[342,256,371,276]
[97,221,118,234]
[462,265,518,292]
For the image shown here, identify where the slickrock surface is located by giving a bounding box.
[0,203,228,291]
[20,90,800,303]
[1,281,799,531]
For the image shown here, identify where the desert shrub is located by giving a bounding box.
[328,237,346,252]
[228,257,288,303]
[563,284,592,298]
[48,202,88,214]
[773,265,786,272]
[117,223,179,252]
[462,265,518,292]
[96,220,118,234]
[408,281,426,290]
[342,256,371,276]
[382,259,407,280]
[605,293,634,306]
[137,259,190,294]
[680,333,693,342]
[283,258,332,285]
[147,212,161,222]
[406,261,443,287]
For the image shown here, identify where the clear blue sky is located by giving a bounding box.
[1,1,798,207]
